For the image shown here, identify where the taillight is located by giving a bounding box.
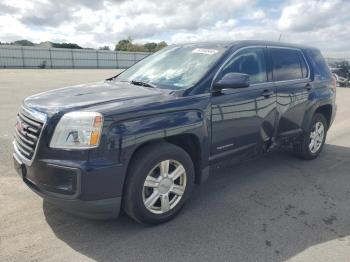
[332,75,337,93]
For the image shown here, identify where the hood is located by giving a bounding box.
[24,80,170,114]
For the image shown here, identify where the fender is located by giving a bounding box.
[106,110,210,183]
[301,86,335,132]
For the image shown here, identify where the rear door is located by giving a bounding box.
[210,46,277,160]
[269,47,311,138]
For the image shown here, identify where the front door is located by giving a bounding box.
[210,47,277,160]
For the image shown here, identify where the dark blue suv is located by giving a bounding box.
[13,40,336,224]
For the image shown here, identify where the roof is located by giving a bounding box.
[176,40,317,51]
[231,40,316,50]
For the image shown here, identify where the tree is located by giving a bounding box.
[115,38,168,52]
[52,42,83,49]
[157,41,167,50]
[99,46,110,50]
[115,37,133,51]
[13,40,34,46]
[144,42,157,52]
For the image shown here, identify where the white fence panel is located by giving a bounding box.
[0,46,150,69]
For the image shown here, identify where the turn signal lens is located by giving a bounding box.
[90,131,101,146]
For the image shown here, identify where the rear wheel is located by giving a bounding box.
[293,113,328,160]
[123,142,195,224]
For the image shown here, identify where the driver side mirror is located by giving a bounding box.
[212,72,250,92]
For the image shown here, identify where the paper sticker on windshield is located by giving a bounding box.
[192,48,218,55]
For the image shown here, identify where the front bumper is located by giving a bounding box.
[13,152,126,219]
[34,188,121,219]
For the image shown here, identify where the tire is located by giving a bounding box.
[122,141,195,224]
[293,113,328,160]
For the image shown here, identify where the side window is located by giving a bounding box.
[221,48,267,84]
[305,49,332,80]
[270,48,303,81]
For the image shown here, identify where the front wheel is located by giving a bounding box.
[293,113,328,160]
[123,142,195,224]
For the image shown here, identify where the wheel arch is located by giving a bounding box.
[314,104,332,129]
[302,102,333,132]
[125,133,205,188]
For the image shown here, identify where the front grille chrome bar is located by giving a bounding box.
[13,106,47,166]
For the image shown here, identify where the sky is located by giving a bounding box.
[0,0,349,57]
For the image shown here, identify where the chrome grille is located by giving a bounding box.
[14,107,46,164]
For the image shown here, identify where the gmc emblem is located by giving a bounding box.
[16,117,28,133]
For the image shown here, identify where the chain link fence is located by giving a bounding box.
[0,45,150,69]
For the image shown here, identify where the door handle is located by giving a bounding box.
[305,83,312,91]
[262,89,274,98]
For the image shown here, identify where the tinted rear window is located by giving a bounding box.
[305,49,332,80]
[270,48,304,81]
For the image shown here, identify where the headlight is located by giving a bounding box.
[50,112,103,149]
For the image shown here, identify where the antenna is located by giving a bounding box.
[278,33,282,42]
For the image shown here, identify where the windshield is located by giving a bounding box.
[116,44,227,90]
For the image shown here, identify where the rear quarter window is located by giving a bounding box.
[305,49,332,80]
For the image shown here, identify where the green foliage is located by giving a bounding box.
[115,38,167,52]
[156,41,167,50]
[51,42,83,49]
[13,40,35,46]
[0,38,168,53]
[115,38,133,51]
[99,46,111,50]
[144,42,157,52]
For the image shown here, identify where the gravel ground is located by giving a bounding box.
[1,69,350,262]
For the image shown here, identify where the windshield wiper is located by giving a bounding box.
[130,80,156,88]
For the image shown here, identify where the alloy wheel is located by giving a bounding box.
[309,121,325,154]
[142,159,187,214]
